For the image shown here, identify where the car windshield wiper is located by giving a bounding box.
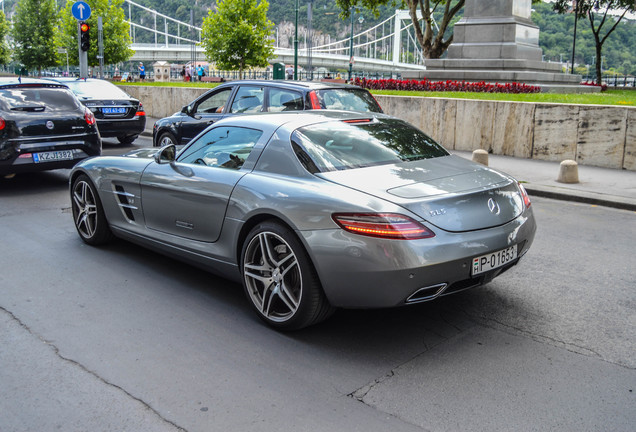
[11,106,46,112]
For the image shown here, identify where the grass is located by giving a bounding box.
[117,81,636,106]
[369,89,636,106]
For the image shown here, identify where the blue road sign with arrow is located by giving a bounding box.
[71,1,91,21]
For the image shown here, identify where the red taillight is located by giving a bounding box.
[332,213,435,240]
[84,107,96,125]
[0,117,5,130]
[518,182,531,208]
[308,91,321,109]
[342,118,373,124]
[135,103,146,116]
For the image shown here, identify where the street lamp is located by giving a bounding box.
[348,10,363,81]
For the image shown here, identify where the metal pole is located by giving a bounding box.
[348,9,354,81]
[307,1,313,80]
[98,17,104,78]
[294,0,299,80]
[570,0,579,74]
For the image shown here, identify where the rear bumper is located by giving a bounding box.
[0,134,101,175]
[301,207,537,309]
[96,116,146,138]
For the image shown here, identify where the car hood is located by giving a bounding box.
[316,154,524,232]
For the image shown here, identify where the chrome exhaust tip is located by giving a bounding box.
[405,283,448,304]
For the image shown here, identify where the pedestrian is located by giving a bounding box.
[197,65,203,82]
[286,65,294,80]
[180,65,186,81]
[185,65,191,82]
[138,62,145,81]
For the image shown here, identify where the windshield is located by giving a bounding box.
[316,88,382,113]
[291,118,448,172]
[63,80,131,99]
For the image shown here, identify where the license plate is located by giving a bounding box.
[33,150,74,163]
[102,107,126,114]
[472,245,517,276]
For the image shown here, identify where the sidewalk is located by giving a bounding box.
[453,150,636,211]
[142,118,636,211]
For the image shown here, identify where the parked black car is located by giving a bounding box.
[46,78,146,145]
[0,78,101,176]
[152,80,383,147]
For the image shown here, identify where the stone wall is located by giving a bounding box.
[120,85,635,171]
[376,95,635,171]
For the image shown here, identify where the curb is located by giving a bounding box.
[525,184,636,212]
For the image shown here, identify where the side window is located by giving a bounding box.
[178,126,263,170]
[230,86,264,114]
[196,88,233,114]
[267,88,304,112]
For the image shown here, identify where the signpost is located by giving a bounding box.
[72,1,92,78]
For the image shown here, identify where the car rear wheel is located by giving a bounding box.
[117,135,138,145]
[157,132,177,148]
[241,221,334,330]
[71,174,114,245]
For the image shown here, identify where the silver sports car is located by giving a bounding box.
[70,111,536,330]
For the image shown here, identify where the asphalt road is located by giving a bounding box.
[1,136,635,432]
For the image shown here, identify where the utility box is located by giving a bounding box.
[272,63,285,80]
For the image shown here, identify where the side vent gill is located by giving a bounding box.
[114,185,137,221]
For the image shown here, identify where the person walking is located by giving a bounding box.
[197,65,203,82]
[138,62,146,81]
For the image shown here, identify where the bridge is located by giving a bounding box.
[125,0,427,73]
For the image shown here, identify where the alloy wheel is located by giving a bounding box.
[72,180,98,239]
[243,231,302,323]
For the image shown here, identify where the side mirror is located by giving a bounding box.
[154,144,176,164]
[181,105,193,116]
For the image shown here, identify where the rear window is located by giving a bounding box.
[63,80,130,99]
[0,86,81,112]
[291,118,448,173]
[316,88,382,113]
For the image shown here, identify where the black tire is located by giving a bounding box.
[156,132,177,148]
[117,135,138,145]
[70,174,114,246]
[240,221,334,330]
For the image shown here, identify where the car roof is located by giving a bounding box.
[0,77,71,88]
[218,79,365,91]
[212,110,393,131]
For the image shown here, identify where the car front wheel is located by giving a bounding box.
[241,221,334,330]
[71,174,114,245]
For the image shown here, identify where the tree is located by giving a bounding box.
[336,0,465,59]
[11,0,59,74]
[58,0,134,67]
[201,0,275,78]
[0,11,10,66]
[553,0,636,84]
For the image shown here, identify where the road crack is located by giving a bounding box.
[0,306,189,432]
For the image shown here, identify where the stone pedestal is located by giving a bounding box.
[403,0,589,92]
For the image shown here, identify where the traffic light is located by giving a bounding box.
[80,22,90,52]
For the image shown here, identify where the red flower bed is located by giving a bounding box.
[353,77,542,94]
[581,81,608,91]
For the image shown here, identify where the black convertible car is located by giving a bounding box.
[153,80,383,147]
[0,77,101,176]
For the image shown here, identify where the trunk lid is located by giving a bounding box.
[317,155,524,232]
